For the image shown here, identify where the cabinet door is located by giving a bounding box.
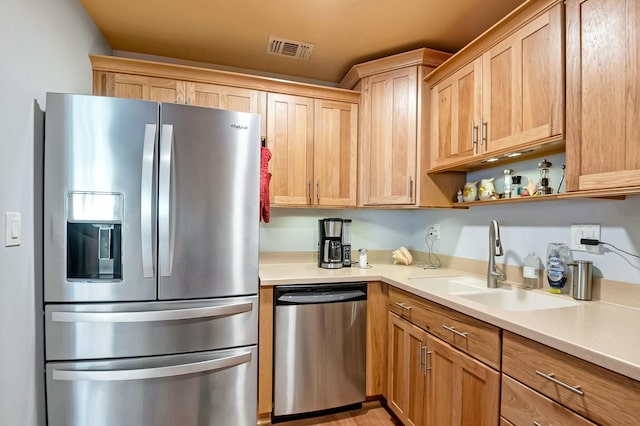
[313,100,358,207]
[566,0,640,191]
[105,73,186,103]
[267,93,314,206]
[427,335,499,426]
[361,67,417,206]
[388,313,428,426]
[481,3,564,154]
[430,58,482,169]
[186,83,267,136]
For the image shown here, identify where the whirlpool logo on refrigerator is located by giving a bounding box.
[231,124,249,130]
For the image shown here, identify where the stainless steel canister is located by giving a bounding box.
[568,260,593,300]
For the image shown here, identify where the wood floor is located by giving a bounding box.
[274,401,401,426]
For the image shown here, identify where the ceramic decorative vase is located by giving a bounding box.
[462,181,478,202]
[479,177,497,201]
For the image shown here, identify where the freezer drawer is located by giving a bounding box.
[46,346,257,426]
[45,296,257,360]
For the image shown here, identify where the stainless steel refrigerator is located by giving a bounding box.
[42,93,260,426]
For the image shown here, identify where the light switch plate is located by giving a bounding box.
[5,212,22,247]
[570,224,600,252]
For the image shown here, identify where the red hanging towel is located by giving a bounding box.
[260,146,272,223]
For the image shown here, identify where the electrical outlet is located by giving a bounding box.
[570,224,600,251]
[429,224,440,240]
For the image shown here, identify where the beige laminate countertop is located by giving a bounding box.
[260,262,640,382]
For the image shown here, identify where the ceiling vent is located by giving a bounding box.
[267,36,314,60]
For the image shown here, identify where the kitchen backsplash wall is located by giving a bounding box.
[260,208,418,253]
[260,195,640,285]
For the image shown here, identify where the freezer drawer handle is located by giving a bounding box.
[52,351,252,382]
[51,301,253,323]
[141,123,156,278]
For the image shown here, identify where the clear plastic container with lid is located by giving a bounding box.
[523,251,540,289]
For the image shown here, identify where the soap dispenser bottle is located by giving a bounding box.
[546,243,572,294]
[523,251,540,289]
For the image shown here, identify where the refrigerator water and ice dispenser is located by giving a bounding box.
[66,192,123,281]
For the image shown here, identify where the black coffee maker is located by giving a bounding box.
[318,218,344,269]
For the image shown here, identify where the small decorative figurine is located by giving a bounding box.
[457,189,464,203]
[478,177,498,201]
[463,181,478,202]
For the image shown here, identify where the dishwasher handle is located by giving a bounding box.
[276,289,367,305]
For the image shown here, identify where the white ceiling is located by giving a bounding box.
[79,0,527,84]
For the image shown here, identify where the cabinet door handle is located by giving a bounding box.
[408,176,414,199]
[472,120,478,148]
[533,422,543,426]
[442,325,468,338]
[418,341,424,372]
[316,180,320,204]
[481,118,488,146]
[308,180,312,204]
[422,345,431,376]
[535,371,584,395]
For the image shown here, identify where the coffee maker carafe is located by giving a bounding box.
[318,218,344,269]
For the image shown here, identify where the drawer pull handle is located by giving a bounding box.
[535,370,584,396]
[394,302,412,312]
[534,422,543,426]
[443,325,468,338]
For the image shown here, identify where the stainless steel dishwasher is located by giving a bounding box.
[273,282,367,418]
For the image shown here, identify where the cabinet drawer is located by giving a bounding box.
[501,374,595,426]
[389,287,501,369]
[502,331,640,425]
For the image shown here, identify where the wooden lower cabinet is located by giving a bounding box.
[388,312,499,426]
[502,331,640,425]
[501,374,595,425]
[428,335,500,426]
[388,312,429,426]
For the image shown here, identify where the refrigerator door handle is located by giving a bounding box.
[51,301,253,323]
[159,123,173,277]
[141,123,157,278]
[52,351,252,382]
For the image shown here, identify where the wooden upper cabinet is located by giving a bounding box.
[186,83,266,136]
[426,0,564,172]
[267,93,314,206]
[430,58,482,169]
[105,73,186,103]
[566,0,640,191]
[482,4,564,154]
[266,94,358,207]
[313,99,358,207]
[361,67,418,206]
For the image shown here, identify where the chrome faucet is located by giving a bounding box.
[488,220,506,288]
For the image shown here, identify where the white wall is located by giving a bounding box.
[0,1,110,425]
[411,196,640,285]
[260,196,640,285]
[260,208,418,253]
